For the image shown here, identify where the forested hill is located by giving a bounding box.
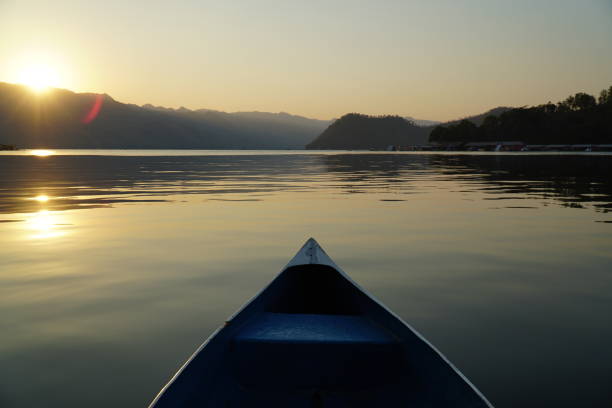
[306,114,429,149]
[0,82,329,149]
[442,107,512,127]
[430,86,612,145]
[305,108,511,150]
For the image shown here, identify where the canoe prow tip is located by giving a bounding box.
[283,237,340,270]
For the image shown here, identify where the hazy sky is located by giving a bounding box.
[1,0,611,121]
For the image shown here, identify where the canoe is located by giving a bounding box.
[149,238,493,407]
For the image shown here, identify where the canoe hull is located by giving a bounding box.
[149,239,492,407]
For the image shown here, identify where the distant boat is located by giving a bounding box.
[149,238,493,407]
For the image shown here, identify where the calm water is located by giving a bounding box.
[1,150,611,407]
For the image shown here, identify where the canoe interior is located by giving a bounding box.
[150,264,491,407]
[266,264,362,314]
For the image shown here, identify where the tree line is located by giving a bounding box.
[430,85,612,145]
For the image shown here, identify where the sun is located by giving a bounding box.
[17,63,61,93]
[6,51,74,94]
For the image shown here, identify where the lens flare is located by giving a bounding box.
[82,94,104,124]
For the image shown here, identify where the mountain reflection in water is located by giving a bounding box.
[1,153,611,216]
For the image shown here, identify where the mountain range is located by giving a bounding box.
[0,82,331,149]
[0,82,510,149]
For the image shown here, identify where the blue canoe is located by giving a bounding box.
[149,238,493,407]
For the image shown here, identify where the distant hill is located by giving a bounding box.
[405,117,441,127]
[0,82,330,149]
[306,114,429,149]
[305,108,511,149]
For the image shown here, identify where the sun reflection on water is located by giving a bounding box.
[27,210,67,239]
[31,195,50,203]
[30,149,55,157]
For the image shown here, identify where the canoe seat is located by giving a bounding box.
[231,313,403,389]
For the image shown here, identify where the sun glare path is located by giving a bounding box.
[32,195,50,203]
[27,210,66,239]
[30,150,55,157]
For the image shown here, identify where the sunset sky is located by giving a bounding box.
[1,0,611,121]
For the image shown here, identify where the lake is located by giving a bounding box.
[1,150,611,407]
